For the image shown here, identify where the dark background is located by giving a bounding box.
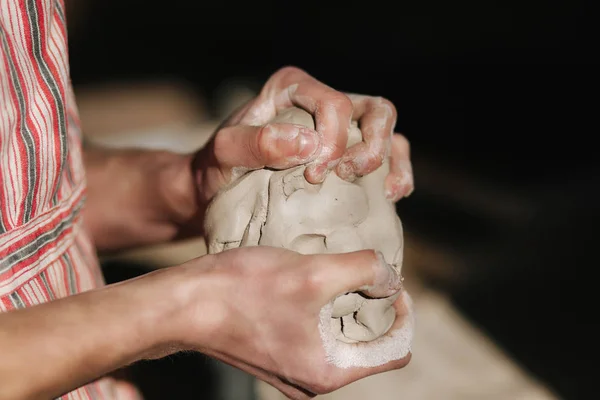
[68,1,599,398]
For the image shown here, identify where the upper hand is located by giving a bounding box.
[193,66,414,206]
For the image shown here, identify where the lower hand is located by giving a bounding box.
[157,247,410,399]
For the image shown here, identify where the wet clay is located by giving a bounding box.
[204,108,414,368]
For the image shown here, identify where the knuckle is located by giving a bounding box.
[376,96,398,120]
[278,65,303,75]
[273,66,306,81]
[368,147,385,169]
[392,133,410,153]
[254,124,276,161]
[212,127,233,160]
[287,258,328,296]
[304,267,326,295]
[393,132,409,145]
[367,158,384,174]
[275,266,320,298]
[327,91,353,112]
[257,123,274,143]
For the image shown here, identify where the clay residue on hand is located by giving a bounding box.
[204,107,414,368]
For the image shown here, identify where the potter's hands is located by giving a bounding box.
[193,66,413,206]
[172,247,410,400]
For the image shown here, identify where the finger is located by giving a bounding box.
[310,250,403,302]
[245,67,353,183]
[213,123,321,171]
[336,94,397,180]
[384,133,414,201]
[328,293,413,386]
[339,304,412,381]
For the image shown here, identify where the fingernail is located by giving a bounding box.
[297,128,320,160]
[385,186,402,202]
[385,172,414,201]
[385,189,394,200]
[387,187,411,203]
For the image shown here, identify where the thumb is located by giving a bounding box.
[213,123,322,170]
[311,250,404,302]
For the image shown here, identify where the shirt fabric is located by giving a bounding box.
[1,1,129,398]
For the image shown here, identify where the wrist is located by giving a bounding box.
[84,147,199,250]
[154,151,198,226]
[139,255,231,356]
[125,266,199,359]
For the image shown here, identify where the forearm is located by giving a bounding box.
[0,268,186,400]
[83,147,198,252]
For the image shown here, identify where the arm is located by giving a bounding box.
[0,249,408,400]
[0,265,189,400]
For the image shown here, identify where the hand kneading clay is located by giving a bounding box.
[204,107,414,368]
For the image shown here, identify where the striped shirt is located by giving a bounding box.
[1,1,132,398]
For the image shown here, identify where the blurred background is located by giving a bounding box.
[65,0,598,399]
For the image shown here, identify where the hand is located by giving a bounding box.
[83,147,198,251]
[167,247,411,399]
[193,66,414,207]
